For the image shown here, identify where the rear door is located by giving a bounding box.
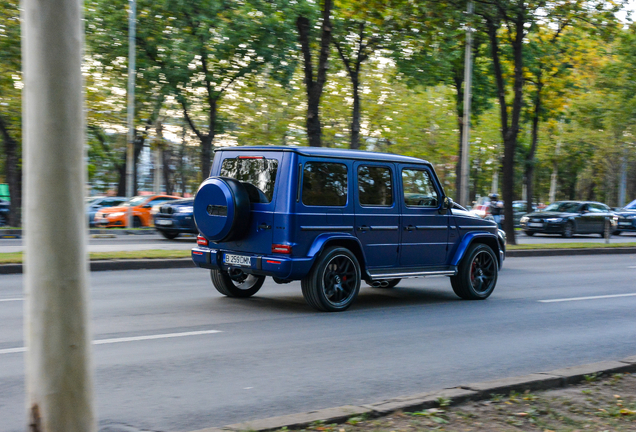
[217,151,283,255]
[399,165,449,267]
[353,162,399,268]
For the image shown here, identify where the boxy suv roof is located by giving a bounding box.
[192,146,505,312]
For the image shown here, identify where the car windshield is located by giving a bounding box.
[543,202,581,213]
[122,196,146,207]
[220,156,278,203]
[625,199,636,210]
[86,197,100,205]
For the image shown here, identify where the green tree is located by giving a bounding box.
[0,0,21,225]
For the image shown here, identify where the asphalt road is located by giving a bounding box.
[1,255,636,432]
[1,231,635,254]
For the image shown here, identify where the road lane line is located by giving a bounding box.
[0,329,222,356]
[539,293,636,303]
[0,298,23,302]
[92,330,222,345]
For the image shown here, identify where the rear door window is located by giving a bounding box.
[302,162,348,207]
[221,156,279,203]
[358,165,393,207]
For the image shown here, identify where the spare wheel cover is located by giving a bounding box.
[194,177,250,242]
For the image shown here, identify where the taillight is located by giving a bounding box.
[197,235,209,246]
[271,244,291,254]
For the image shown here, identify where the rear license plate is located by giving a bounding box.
[224,253,251,267]
[156,219,173,226]
[528,222,543,227]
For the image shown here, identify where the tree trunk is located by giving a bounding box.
[163,147,173,195]
[526,79,542,214]
[486,17,524,245]
[296,0,333,148]
[201,135,213,180]
[350,78,361,150]
[116,157,126,197]
[0,115,22,226]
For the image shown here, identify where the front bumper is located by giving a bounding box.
[615,218,636,232]
[191,247,314,280]
[520,221,566,233]
[154,214,197,233]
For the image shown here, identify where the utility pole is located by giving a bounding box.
[126,0,136,227]
[618,146,627,207]
[459,0,474,207]
[22,0,96,430]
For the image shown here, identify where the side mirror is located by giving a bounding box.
[142,204,151,209]
[439,197,453,215]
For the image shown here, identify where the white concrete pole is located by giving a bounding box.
[21,0,96,430]
[459,0,474,207]
[126,0,136,227]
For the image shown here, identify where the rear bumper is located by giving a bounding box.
[191,247,314,280]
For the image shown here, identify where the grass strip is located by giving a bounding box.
[508,242,636,250]
[0,249,191,264]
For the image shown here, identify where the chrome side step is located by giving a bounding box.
[368,269,457,280]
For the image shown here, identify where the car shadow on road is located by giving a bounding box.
[200,285,461,315]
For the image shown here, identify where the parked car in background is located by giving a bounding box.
[94,194,181,228]
[0,199,9,226]
[520,201,617,238]
[86,196,127,227]
[153,198,196,239]
[512,201,538,227]
[613,199,636,235]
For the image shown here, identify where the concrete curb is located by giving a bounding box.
[0,258,194,275]
[1,247,636,275]
[190,356,636,432]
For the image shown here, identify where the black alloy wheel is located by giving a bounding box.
[450,243,498,300]
[562,221,574,238]
[301,246,361,312]
[210,268,265,298]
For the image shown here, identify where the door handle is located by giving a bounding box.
[405,225,415,231]
[357,225,369,231]
[258,223,271,230]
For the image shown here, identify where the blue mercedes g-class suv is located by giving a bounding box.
[192,146,505,312]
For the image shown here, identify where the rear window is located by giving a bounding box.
[221,156,279,203]
[302,162,348,207]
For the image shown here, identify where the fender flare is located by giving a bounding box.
[307,233,368,267]
[451,232,502,268]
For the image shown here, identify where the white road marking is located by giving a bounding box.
[0,298,23,303]
[629,266,636,269]
[539,293,636,303]
[0,329,222,356]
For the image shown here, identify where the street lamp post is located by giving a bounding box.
[126,0,136,228]
[459,1,474,208]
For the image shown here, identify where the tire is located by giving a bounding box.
[524,231,534,237]
[133,216,142,228]
[301,246,361,312]
[613,231,621,236]
[450,243,498,300]
[600,220,610,238]
[160,230,179,240]
[562,221,574,238]
[210,268,265,298]
[365,279,401,289]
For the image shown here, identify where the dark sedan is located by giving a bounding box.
[613,199,636,235]
[520,201,617,238]
[0,199,9,226]
[153,198,196,239]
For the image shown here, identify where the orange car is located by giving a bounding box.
[94,194,181,228]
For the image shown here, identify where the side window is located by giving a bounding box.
[358,165,393,207]
[302,162,348,207]
[589,204,606,213]
[402,168,439,208]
